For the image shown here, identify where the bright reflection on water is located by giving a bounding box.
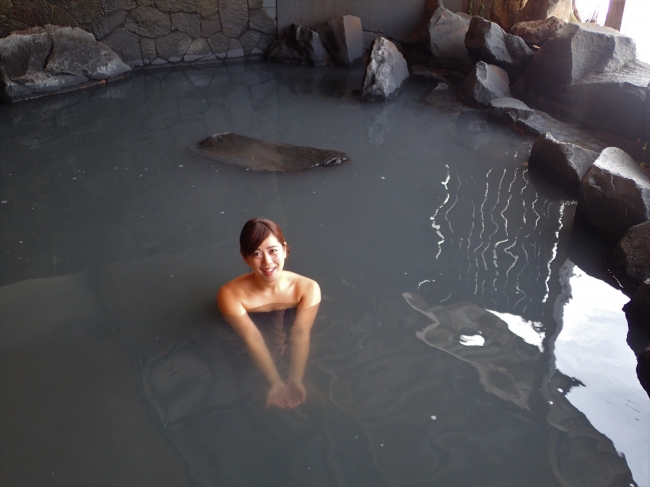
[557,266,650,486]
[0,62,647,487]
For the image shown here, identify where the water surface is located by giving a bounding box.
[1,62,647,487]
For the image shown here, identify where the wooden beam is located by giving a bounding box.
[605,0,626,31]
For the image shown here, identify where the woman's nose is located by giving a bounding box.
[263,253,271,263]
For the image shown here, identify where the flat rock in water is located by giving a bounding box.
[194,132,349,171]
[488,96,534,121]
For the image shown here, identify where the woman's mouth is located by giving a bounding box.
[261,267,276,276]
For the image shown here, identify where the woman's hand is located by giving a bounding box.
[266,382,289,409]
[286,379,307,408]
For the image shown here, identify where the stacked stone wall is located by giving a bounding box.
[0,0,277,67]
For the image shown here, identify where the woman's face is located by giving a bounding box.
[243,234,287,282]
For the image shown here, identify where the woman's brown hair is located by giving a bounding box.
[239,218,290,257]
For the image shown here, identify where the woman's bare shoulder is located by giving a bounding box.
[217,274,252,315]
[285,272,320,305]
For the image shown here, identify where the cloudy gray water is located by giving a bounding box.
[1,62,647,487]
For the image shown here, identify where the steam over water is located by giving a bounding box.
[1,63,647,487]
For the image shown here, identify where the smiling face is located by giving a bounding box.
[243,234,287,283]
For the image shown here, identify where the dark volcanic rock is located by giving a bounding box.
[194,132,349,171]
[516,22,647,140]
[528,132,598,195]
[317,15,363,65]
[0,25,131,103]
[461,61,510,106]
[608,222,650,294]
[579,147,650,237]
[509,17,566,46]
[519,22,636,93]
[266,24,330,66]
[405,0,472,72]
[625,278,650,317]
[124,6,172,38]
[361,37,409,102]
[488,96,534,121]
[465,16,534,82]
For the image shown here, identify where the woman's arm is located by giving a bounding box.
[286,279,321,407]
[217,287,287,408]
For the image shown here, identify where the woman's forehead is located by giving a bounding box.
[257,234,283,249]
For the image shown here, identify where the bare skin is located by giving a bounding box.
[217,234,320,409]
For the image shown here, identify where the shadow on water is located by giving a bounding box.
[1,62,647,487]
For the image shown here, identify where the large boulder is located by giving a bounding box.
[404,0,473,72]
[461,61,511,106]
[625,278,650,317]
[509,16,567,46]
[608,222,650,294]
[529,132,598,195]
[317,15,363,66]
[266,24,330,66]
[0,25,131,103]
[518,23,636,94]
[579,147,650,237]
[465,16,534,81]
[193,132,349,171]
[516,22,646,140]
[361,36,409,102]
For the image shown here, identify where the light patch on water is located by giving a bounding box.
[486,309,545,351]
[459,334,485,347]
[556,265,650,487]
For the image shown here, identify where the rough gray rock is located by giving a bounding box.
[201,16,221,37]
[58,0,101,24]
[171,12,201,38]
[207,32,229,57]
[248,8,276,35]
[227,38,244,58]
[140,37,157,61]
[518,22,636,95]
[266,24,329,66]
[220,0,248,38]
[155,0,195,13]
[195,0,220,19]
[184,38,211,62]
[509,16,566,46]
[488,96,534,121]
[561,62,650,140]
[125,6,171,38]
[239,29,262,56]
[103,28,143,66]
[361,36,409,102]
[155,31,192,61]
[317,15,363,66]
[579,147,650,237]
[528,132,598,195]
[0,25,130,103]
[405,2,472,72]
[461,61,511,106]
[101,0,137,13]
[516,22,646,140]
[194,132,349,171]
[608,222,650,294]
[625,278,650,317]
[91,10,127,40]
[465,16,534,82]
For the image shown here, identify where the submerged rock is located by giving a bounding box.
[608,221,650,294]
[194,132,349,171]
[509,16,566,46]
[579,147,650,237]
[529,132,598,195]
[405,0,473,72]
[317,15,363,65]
[461,61,510,106]
[465,16,534,81]
[0,25,131,103]
[266,24,330,66]
[361,37,409,102]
